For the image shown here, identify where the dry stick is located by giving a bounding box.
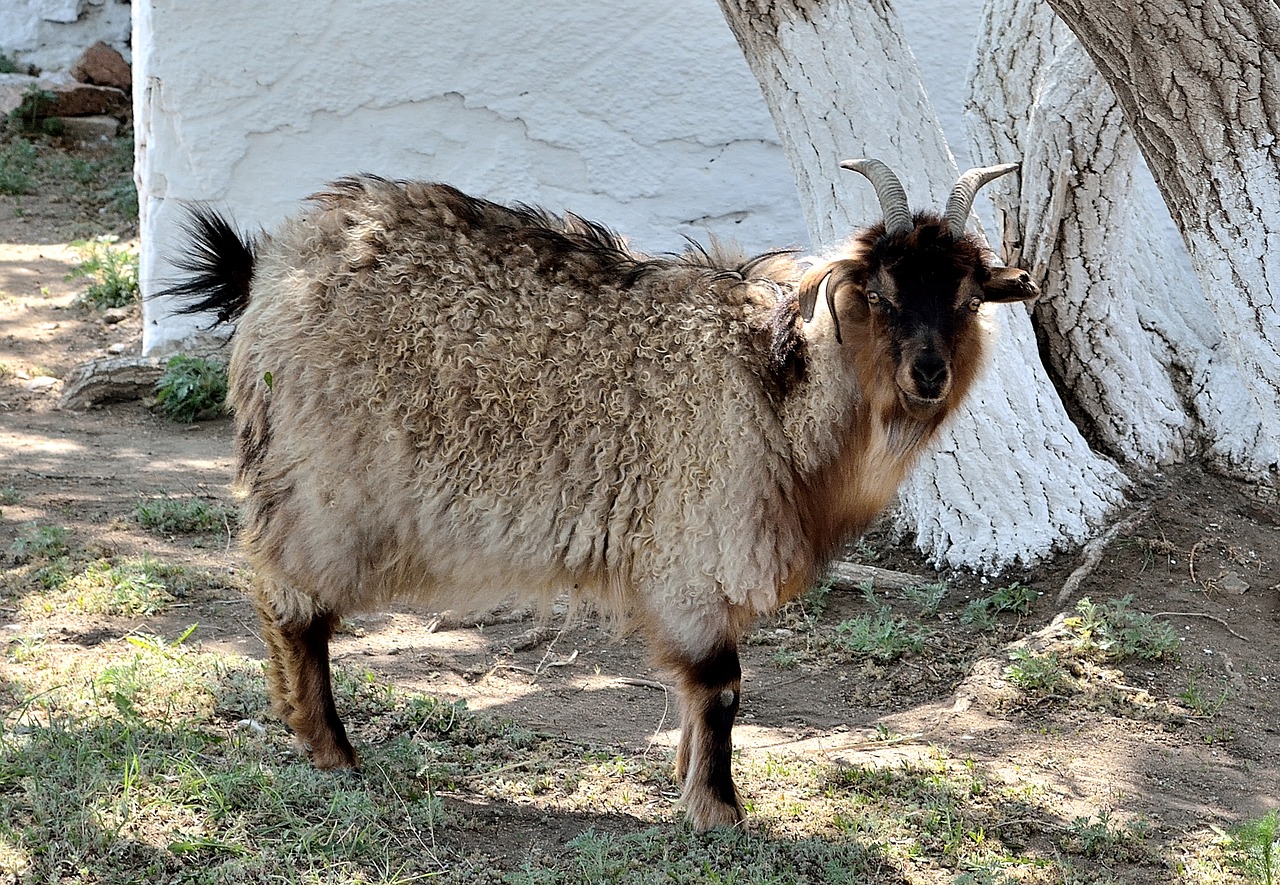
[1152,611,1249,642]
[1056,509,1149,607]
[425,608,533,632]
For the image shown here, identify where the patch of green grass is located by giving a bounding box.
[8,523,70,562]
[0,53,18,74]
[135,495,238,535]
[18,555,240,618]
[6,85,56,132]
[154,355,229,423]
[67,234,139,309]
[0,136,38,195]
[961,582,1038,630]
[1003,647,1068,694]
[901,581,948,618]
[60,558,176,615]
[0,131,137,231]
[1066,595,1180,662]
[1060,810,1149,862]
[833,608,927,661]
[0,486,21,505]
[1227,810,1279,885]
[1179,673,1229,718]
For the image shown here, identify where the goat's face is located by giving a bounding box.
[800,218,1039,421]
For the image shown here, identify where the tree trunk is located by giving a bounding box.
[966,0,1276,473]
[716,0,1126,569]
[1044,0,1280,470]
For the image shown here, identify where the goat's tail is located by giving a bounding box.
[157,207,258,326]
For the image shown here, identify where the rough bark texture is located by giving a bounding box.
[717,0,1126,569]
[1045,0,1280,470]
[967,0,1275,472]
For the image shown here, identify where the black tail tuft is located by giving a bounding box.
[154,206,258,326]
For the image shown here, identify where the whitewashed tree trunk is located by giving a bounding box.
[966,0,1276,473]
[716,0,1126,569]
[1044,0,1280,471]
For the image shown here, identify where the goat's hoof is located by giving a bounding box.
[302,739,360,771]
[683,793,747,832]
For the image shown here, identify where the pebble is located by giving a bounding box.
[23,376,58,391]
[103,308,128,324]
[107,342,128,354]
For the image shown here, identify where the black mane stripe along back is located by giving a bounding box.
[156,206,258,325]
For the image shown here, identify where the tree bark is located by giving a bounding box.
[967,0,1276,473]
[716,0,1127,569]
[1044,0,1280,470]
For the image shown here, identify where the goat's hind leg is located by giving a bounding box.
[253,586,358,769]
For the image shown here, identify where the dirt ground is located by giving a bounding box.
[1,135,1277,879]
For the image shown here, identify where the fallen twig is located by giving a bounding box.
[614,676,669,691]
[1152,610,1249,642]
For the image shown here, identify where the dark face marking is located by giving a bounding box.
[867,220,988,415]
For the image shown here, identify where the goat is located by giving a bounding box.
[161,158,1037,830]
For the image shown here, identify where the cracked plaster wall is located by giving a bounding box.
[135,0,994,354]
[0,0,132,71]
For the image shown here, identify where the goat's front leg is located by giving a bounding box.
[666,640,746,829]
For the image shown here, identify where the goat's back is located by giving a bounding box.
[231,177,803,622]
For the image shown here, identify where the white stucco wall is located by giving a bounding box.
[134,0,822,354]
[134,0,1058,355]
[0,0,132,72]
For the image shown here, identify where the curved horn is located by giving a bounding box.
[840,158,913,236]
[943,162,1019,238]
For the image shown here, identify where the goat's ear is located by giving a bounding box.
[798,259,861,343]
[983,265,1039,303]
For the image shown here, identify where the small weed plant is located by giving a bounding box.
[154,355,229,422]
[1228,810,1279,885]
[8,523,70,562]
[1179,673,1229,718]
[901,581,948,618]
[67,235,139,308]
[1003,647,1068,693]
[833,607,927,661]
[0,136,38,195]
[135,495,238,535]
[961,581,1038,630]
[1067,595,1180,661]
[7,85,56,131]
[62,558,176,616]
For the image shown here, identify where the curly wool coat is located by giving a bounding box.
[223,176,976,661]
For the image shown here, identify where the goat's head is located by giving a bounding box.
[798,159,1038,421]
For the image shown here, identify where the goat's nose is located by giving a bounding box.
[911,353,948,396]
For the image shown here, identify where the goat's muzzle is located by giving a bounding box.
[898,352,952,417]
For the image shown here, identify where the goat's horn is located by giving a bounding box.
[840,158,913,237]
[943,163,1020,238]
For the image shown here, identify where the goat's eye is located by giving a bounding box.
[967,297,982,312]
[867,291,881,305]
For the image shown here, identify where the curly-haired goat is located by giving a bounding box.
[162,158,1037,830]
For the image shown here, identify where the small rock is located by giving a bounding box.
[51,114,120,141]
[0,72,127,120]
[1218,571,1250,595]
[23,376,59,391]
[70,42,132,91]
[39,322,59,331]
[107,342,129,354]
[102,307,128,325]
